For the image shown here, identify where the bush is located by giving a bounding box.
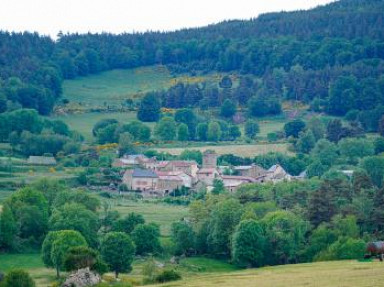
[155,270,182,283]
[2,269,35,287]
[315,237,366,261]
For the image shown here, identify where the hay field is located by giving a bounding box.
[156,143,291,157]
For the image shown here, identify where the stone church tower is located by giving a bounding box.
[202,150,218,168]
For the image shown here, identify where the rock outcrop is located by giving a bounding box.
[61,268,100,287]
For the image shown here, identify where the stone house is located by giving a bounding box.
[234,164,267,179]
[266,164,292,183]
[161,160,199,177]
[122,168,158,191]
[220,175,257,192]
[197,168,220,186]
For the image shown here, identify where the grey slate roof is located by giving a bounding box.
[132,168,158,178]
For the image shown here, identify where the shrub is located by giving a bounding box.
[2,269,35,287]
[155,270,182,283]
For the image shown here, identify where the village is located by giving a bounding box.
[113,150,300,196]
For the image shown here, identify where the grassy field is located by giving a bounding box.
[0,253,57,287]
[2,254,384,287]
[62,66,223,108]
[156,143,291,157]
[149,260,384,287]
[106,198,188,236]
[62,66,172,107]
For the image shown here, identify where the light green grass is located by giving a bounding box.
[106,198,188,236]
[62,66,173,107]
[0,254,59,287]
[148,260,384,287]
[62,66,222,108]
[52,111,151,141]
[0,253,45,271]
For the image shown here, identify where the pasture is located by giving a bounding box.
[155,143,291,157]
[62,66,222,108]
[149,260,384,287]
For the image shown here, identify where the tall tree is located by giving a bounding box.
[232,220,266,267]
[101,232,135,278]
[137,93,161,122]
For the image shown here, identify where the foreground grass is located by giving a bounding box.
[148,260,384,287]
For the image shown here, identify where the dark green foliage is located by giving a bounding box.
[2,269,35,287]
[379,116,384,137]
[52,190,100,212]
[208,198,243,256]
[174,109,197,140]
[308,181,337,227]
[360,156,384,187]
[1,0,384,116]
[196,123,208,141]
[42,230,88,277]
[219,76,233,89]
[112,213,145,234]
[232,220,266,267]
[177,123,189,141]
[171,221,195,256]
[154,117,177,141]
[296,130,315,154]
[248,97,281,117]
[207,122,221,142]
[0,204,17,251]
[137,93,161,122]
[92,119,118,137]
[316,237,366,261]
[131,223,161,255]
[5,187,49,248]
[220,99,237,118]
[211,179,225,195]
[374,137,384,154]
[179,150,202,165]
[100,232,135,278]
[118,132,137,156]
[284,119,306,138]
[244,120,260,139]
[326,119,344,143]
[63,246,107,274]
[262,210,308,265]
[49,203,99,247]
[154,270,182,283]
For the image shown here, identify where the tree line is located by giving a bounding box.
[0,0,384,115]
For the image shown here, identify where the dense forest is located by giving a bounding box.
[1,0,384,116]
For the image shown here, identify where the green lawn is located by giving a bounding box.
[106,198,188,236]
